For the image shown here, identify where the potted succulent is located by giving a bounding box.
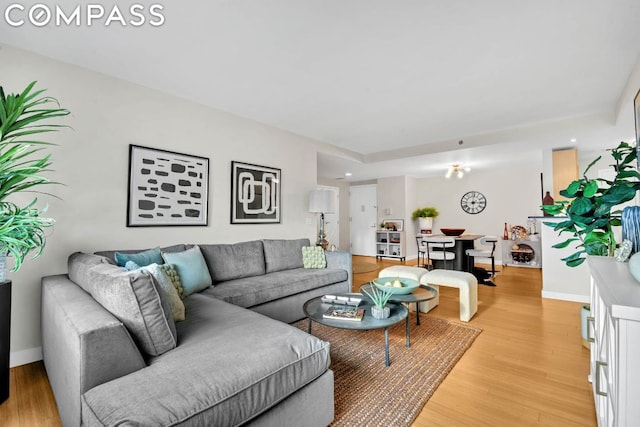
[362,284,394,319]
[541,141,640,267]
[0,81,69,403]
[412,206,439,234]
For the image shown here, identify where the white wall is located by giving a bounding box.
[413,163,543,263]
[1,45,324,365]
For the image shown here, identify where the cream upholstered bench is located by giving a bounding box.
[420,269,477,322]
[378,265,439,313]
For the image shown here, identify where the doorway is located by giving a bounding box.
[349,184,377,256]
[317,185,340,250]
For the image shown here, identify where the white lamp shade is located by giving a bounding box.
[309,189,336,213]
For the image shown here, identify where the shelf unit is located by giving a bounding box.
[501,238,542,268]
[587,256,640,426]
[375,230,405,261]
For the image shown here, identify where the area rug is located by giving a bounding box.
[294,314,481,426]
[352,261,380,274]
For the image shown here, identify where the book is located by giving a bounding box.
[323,306,365,322]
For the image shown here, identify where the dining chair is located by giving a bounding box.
[465,236,498,276]
[423,236,456,270]
[415,236,427,268]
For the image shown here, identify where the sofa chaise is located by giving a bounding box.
[41,238,351,426]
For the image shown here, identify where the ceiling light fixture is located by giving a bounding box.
[345,172,352,177]
[445,164,471,179]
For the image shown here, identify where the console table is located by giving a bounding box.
[587,256,640,425]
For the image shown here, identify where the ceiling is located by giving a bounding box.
[2,0,639,181]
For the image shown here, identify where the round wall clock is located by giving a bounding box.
[460,191,486,214]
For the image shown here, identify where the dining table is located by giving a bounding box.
[419,233,484,271]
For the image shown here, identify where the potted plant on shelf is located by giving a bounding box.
[0,81,69,404]
[541,141,640,267]
[412,207,439,234]
[362,283,394,319]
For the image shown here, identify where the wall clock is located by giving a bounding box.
[460,191,486,214]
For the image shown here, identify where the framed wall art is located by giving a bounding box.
[231,161,281,224]
[127,145,209,226]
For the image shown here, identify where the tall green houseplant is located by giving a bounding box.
[542,141,640,267]
[0,81,69,278]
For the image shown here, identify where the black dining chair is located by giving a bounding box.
[423,236,456,270]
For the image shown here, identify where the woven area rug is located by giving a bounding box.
[294,314,481,426]
[352,261,380,274]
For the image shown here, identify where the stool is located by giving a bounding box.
[420,269,477,322]
[378,266,439,313]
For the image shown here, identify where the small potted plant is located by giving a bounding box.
[362,284,394,319]
[412,207,439,234]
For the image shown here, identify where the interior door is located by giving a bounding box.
[318,185,340,250]
[349,185,377,256]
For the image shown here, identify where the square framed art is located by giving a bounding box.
[127,145,209,226]
[231,161,281,223]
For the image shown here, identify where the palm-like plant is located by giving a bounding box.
[0,81,69,275]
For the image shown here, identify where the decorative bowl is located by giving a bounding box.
[440,228,465,236]
[371,277,419,294]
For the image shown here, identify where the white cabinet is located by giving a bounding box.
[587,256,640,426]
[375,230,406,261]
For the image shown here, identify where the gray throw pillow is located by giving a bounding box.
[87,263,177,357]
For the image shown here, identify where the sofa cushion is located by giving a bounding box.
[199,240,265,283]
[302,246,327,269]
[83,263,177,357]
[81,294,330,426]
[161,245,212,297]
[68,252,114,295]
[262,238,309,273]
[95,244,186,265]
[202,267,348,308]
[114,247,163,267]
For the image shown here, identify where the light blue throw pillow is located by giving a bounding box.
[115,247,163,267]
[161,245,212,296]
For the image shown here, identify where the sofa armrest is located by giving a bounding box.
[324,250,352,292]
[42,274,146,427]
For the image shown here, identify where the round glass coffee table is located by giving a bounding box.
[360,283,438,327]
[303,293,408,367]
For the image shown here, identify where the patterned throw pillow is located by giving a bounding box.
[159,264,185,300]
[141,263,186,322]
[302,246,327,269]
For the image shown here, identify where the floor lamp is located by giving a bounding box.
[309,189,336,249]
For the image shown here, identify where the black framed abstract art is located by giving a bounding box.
[127,145,209,226]
[231,161,281,224]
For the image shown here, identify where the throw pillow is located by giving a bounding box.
[140,263,185,322]
[302,246,327,269]
[87,263,177,356]
[161,245,213,296]
[159,264,185,300]
[114,247,163,268]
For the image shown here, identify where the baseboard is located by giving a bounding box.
[541,290,589,303]
[10,347,42,368]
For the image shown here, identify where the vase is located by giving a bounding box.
[371,305,390,320]
[419,217,433,234]
[0,279,10,404]
[622,206,640,255]
[542,191,554,216]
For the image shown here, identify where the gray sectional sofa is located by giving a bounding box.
[41,238,351,426]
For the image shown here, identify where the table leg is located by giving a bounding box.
[307,318,312,334]
[384,327,390,367]
[406,315,411,348]
[416,302,421,325]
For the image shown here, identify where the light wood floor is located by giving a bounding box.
[0,256,596,426]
